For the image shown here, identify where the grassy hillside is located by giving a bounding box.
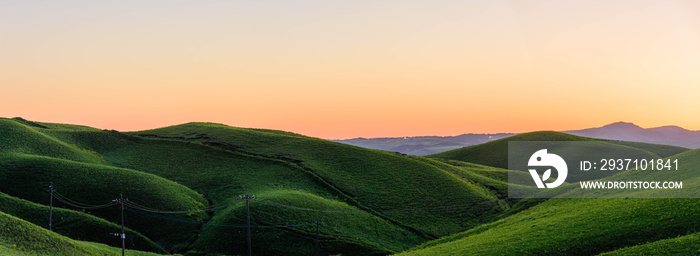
[5,117,693,255]
[76,129,429,255]
[395,148,700,256]
[192,190,427,255]
[428,131,688,169]
[605,140,689,158]
[0,211,169,256]
[0,151,209,252]
[0,192,164,253]
[598,232,700,255]
[11,117,101,132]
[0,118,517,255]
[131,123,509,238]
[111,122,511,254]
[0,118,104,164]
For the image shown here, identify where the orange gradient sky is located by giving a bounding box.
[1,0,700,139]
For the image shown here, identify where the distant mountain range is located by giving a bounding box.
[334,133,515,156]
[564,121,700,149]
[335,122,700,155]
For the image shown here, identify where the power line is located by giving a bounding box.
[125,208,245,227]
[259,198,499,218]
[53,191,105,207]
[52,189,492,217]
[381,200,501,216]
[258,200,363,214]
[126,208,414,250]
[52,195,118,209]
[46,188,424,252]
[123,200,228,214]
[125,208,317,228]
[52,190,232,213]
[322,224,417,248]
[52,191,118,209]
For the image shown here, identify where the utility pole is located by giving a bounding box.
[238,194,256,256]
[112,194,127,256]
[48,183,55,231]
[315,221,321,256]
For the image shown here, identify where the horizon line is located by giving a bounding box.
[4,116,698,141]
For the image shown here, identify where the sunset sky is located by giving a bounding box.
[1,0,699,139]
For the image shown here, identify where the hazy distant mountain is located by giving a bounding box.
[336,122,700,155]
[334,133,515,155]
[564,121,700,149]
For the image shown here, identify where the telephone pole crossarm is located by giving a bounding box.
[112,194,128,256]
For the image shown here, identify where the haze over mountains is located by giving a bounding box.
[564,121,700,149]
[336,122,700,155]
[334,134,515,155]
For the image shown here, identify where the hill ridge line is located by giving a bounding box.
[131,132,436,240]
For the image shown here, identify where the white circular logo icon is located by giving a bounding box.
[528,149,568,188]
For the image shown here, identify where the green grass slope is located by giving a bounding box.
[411,158,538,207]
[68,122,508,254]
[4,118,694,255]
[428,131,688,169]
[132,123,508,237]
[0,118,104,164]
[395,148,700,256]
[0,211,169,256]
[0,152,209,252]
[605,140,689,158]
[76,130,424,255]
[597,232,700,255]
[9,117,101,132]
[193,190,426,255]
[0,192,164,253]
[1,118,514,255]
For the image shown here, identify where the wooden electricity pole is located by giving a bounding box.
[112,194,127,256]
[48,183,55,231]
[238,194,256,256]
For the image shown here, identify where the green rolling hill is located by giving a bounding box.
[0,152,209,252]
[129,123,509,236]
[0,192,164,253]
[395,147,700,256]
[598,232,700,255]
[0,211,169,256]
[2,117,697,255]
[0,118,516,255]
[428,131,688,169]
